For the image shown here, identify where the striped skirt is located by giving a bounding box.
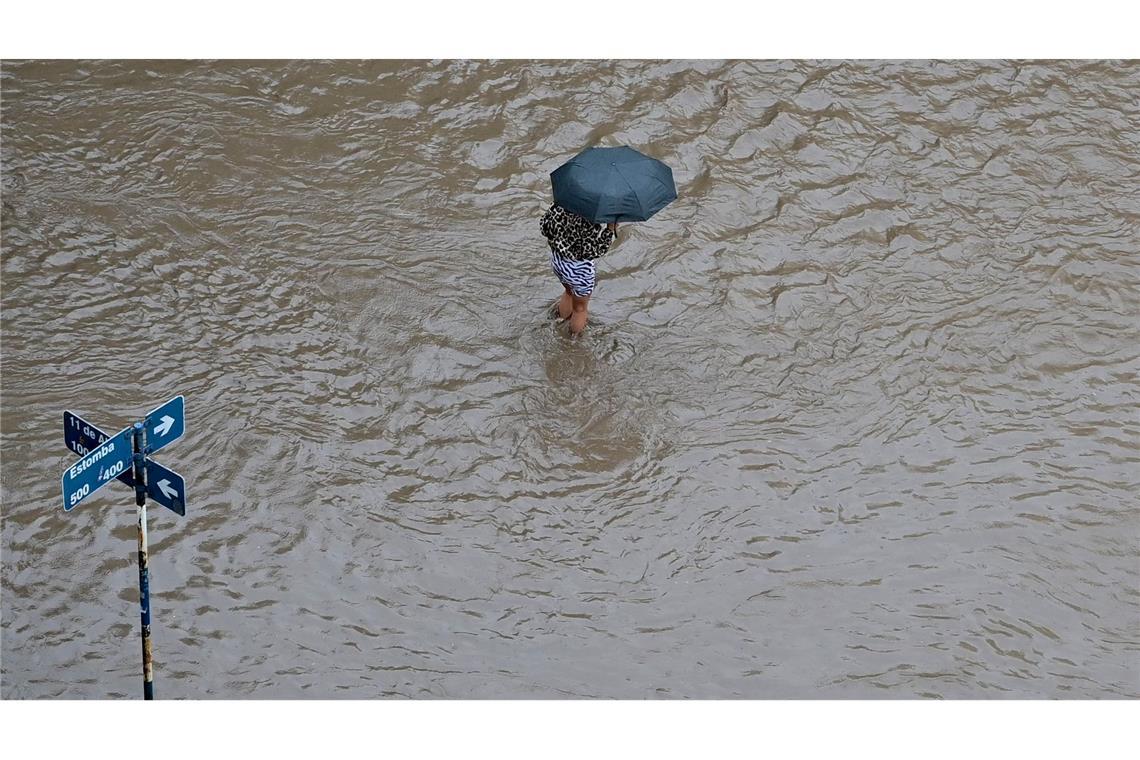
[549,248,596,297]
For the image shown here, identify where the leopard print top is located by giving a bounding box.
[540,204,615,261]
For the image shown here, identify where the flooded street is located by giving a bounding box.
[2,59,1137,698]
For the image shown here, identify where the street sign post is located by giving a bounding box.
[59,395,189,700]
[130,422,154,700]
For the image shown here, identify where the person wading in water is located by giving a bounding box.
[540,203,617,335]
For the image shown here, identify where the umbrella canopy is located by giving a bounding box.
[550,146,677,223]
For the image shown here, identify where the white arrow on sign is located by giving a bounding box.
[145,457,186,516]
[154,415,175,437]
[157,479,179,500]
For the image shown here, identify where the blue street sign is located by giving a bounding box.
[144,395,185,455]
[61,425,134,511]
[145,458,186,516]
[64,411,135,487]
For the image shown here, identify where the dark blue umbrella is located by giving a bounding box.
[550,146,677,223]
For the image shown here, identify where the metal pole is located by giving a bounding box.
[132,422,154,700]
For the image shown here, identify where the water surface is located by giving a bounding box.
[2,59,1138,698]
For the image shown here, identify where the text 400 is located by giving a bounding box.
[98,460,126,482]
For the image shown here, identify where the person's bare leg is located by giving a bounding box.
[569,293,590,334]
[558,285,573,320]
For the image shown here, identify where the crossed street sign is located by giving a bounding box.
[145,395,184,456]
[65,410,136,487]
[61,425,134,511]
[60,395,188,515]
[145,458,186,516]
[60,394,188,700]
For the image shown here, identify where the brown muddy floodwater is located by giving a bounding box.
[1,60,1138,699]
